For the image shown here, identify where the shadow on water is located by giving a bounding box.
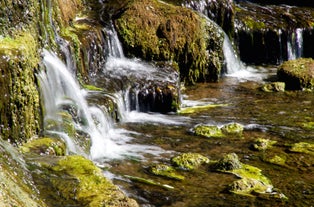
[101,68,314,207]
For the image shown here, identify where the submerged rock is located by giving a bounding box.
[289,142,314,156]
[278,58,314,90]
[213,153,287,199]
[20,137,66,156]
[261,82,285,92]
[148,163,185,180]
[28,155,139,207]
[171,152,210,170]
[214,153,242,171]
[178,103,228,114]
[193,124,225,138]
[221,123,244,135]
[114,0,224,84]
[250,138,277,151]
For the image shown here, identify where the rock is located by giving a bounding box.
[193,124,225,138]
[221,123,244,136]
[289,142,314,156]
[171,152,210,170]
[148,164,185,180]
[114,0,224,84]
[261,82,285,92]
[235,1,314,65]
[214,153,242,171]
[19,137,66,156]
[178,103,228,114]
[250,138,277,151]
[28,155,139,207]
[277,58,314,90]
[0,140,48,207]
[264,155,287,166]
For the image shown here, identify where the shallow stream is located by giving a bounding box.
[96,68,314,207]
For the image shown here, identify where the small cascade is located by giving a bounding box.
[287,28,304,60]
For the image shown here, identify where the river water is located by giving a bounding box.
[38,24,314,207]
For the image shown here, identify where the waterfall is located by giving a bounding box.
[287,28,304,60]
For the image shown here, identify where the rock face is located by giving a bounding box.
[234,1,314,65]
[114,0,224,84]
[277,58,314,90]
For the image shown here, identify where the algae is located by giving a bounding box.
[20,137,66,156]
[148,163,185,180]
[114,0,224,84]
[171,152,210,170]
[178,103,228,114]
[251,138,277,151]
[289,142,314,156]
[221,122,244,135]
[193,124,225,138]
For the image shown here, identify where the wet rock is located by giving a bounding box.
[264,154,287,166]
[114,0,224,84]
[239,0,314,7]
[171,152,210,170]
[0,140,48,207]
[20,137,66,156]
[250,138,277,151]
[234,1,314,65]
[221,122,244,135]
[214,153,287,199]
[28,155,139,207]
[178,103,228,114]
[277,58,314,90]
[261,82,285,92]
[148,163,185,180]
[214,153,242,171]
[289,142,314,156]
[193,124,225,138]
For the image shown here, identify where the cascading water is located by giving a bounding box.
[287,28,304,60]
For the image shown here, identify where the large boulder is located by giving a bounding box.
[277,58,314,90]
[114,0,224,84]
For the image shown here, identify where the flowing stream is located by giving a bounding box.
[38,21,314,207]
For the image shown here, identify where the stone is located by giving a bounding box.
[261,82,285,92]
[148,163,185,180]
[171,152,210,170]
[289,142,314,156]
[221,123,244,135]
[193,124,225,138]
[250,138,277,151]
[214,153,242,171]
[278,58,314,90]
[20,137,66,156]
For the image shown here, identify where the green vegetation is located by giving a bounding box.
[114,0,224,84]
[149,164,185,180]
[194,124,225,138]
[251,138,277,151]
[289,142,314,156]
[20,137,66,156]
[171,152,210,170]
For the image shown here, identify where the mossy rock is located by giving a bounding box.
[278,58,314,90]
[20,137,66,156]
[250,138,277,151]
[221,123,244,136]
[0,140,48,207]
[264,154,287,166]
[214,153,242,171]
[171,152,210,170]
[114,0,224,84]
[193,124,225,138]
[289,142,314,156]
[261,82,285,92]
[178,103,228,114]
[30,155,138,207]
[148,163,185,180]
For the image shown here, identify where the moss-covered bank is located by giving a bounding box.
[114,0,224,84]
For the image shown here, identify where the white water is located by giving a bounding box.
[39,50,165,161]
[223,34,268,82]
[287,28,303,60]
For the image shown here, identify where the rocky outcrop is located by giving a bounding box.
[234,1,314,65]
[277,58,314,90]
[114,0,224,84]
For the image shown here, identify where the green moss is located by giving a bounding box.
[0,30,41,144]
[125,175,174,190]
[301,121,314,130]
[50,155,139,206]
[278,58,314,90]
[83,84,103,91]
[289,142,314,156]
[178,103,228,114]
[149,164,185,180]
[20,137,66,156]
[193,124,225,138]
[265,155,287,166]
[261,82,285,92]
[171,152,210,170]
[114,0,224,84]
[242,16,266,31]
[221,123,244,135]
[214,153,242,171]
[251,138,277,151]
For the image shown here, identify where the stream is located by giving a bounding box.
[38,16,314,207]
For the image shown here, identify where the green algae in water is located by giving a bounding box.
[148,164,185,180]
[193,124,225,138]
[289,142,314,156]
[179,103,228,114]
[124,175,174,190]
[221,122,244,135]
[20,137,66,156]
[251,138,277,151]
[171,152,210,170]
